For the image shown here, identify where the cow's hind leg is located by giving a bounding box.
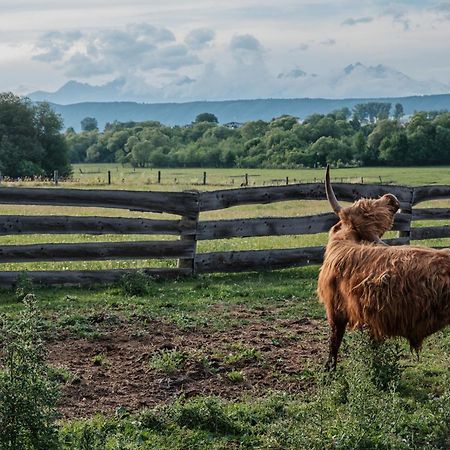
[325,316,348,371]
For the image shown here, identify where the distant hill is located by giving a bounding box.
[48,94,450,131]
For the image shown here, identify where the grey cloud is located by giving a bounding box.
[64,53,112,78]
[320,38,336,46]
[297,43,309,51]
[431,2,450,20]
[184,28,215,49]
[230,34,263,52]
[382,9,410,31]
[341,16,373,26]
[126,23,175,44]
[141,44,201,70]
[32,23,200,78]
[32,31,82,62]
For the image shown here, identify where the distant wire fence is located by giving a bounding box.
[0,182,448,286]
[0,168,394,188]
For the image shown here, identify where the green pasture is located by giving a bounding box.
[4,164,450,190]
[0,165,449,447]
[70,164,450,189]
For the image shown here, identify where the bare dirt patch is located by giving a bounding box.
[47,311,328,418]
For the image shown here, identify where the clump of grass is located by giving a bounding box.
[149,349,186,375]
[92,354,108,367]
[222,343,262,365]
[226,370,244,383]
[119,270,156,296]
[48,366,74,384]
[14,271,34,301]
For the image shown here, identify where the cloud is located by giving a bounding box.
[230,34,263,52]
[141,44,201,70]
[382,8,411,31]
[32,31,82,62]
[431,2,450,20]
[32,23,201,79]
[320,38,336,46]
[184,28,215,49]
[341,16,373,26]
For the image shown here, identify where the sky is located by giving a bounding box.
[1,0,450,100]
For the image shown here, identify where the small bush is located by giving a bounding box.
[0,294,60,450]
[119,270,155,296]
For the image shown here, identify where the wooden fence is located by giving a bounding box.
[0,183,448,286]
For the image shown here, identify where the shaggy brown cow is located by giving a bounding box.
[318,166,450,369]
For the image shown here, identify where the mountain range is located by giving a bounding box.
[29,62,450,105]
[26,62,450,131]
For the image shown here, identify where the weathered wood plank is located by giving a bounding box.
[0,240,193,262]
[0,268,190,287]
[413,186,450,204]
[199,183,413,211]
[195,237,409,273]
[412,208,450,220]
[383,237,411,246]
[197,213,411,240]
[195,246,325,273]
[0,187,198,216]
[411,226,450,240]
[0,215,194,236]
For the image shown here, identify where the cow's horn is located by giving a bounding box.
[325,165,342,215]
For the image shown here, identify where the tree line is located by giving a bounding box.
[1,92,450,178]
[67,104,450,169]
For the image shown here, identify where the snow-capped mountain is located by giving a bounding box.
[329,62,449,98]
[27,62,450,104]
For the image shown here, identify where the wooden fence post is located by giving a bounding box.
[399,189,414,245]
[203,171,207,185]
[54,170,59,185]
[178,190,200,274]
[108,170,111,185]
[245,173,248,186]
[286,176,289,185]
[157,170,161,184]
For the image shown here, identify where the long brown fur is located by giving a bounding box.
[318,192,450,369]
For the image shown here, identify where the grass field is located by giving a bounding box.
[0,165,449,448]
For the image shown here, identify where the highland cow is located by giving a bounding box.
[318,166,450,369]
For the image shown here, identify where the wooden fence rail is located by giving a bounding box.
[0,182,448,285]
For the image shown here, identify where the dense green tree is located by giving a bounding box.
[81,116,98,132]
[393,103,404,120]
[194,113,219,124]
[0,93,70,177]
[240,120,269,141]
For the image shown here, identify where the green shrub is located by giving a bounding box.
[0,294,60,450]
